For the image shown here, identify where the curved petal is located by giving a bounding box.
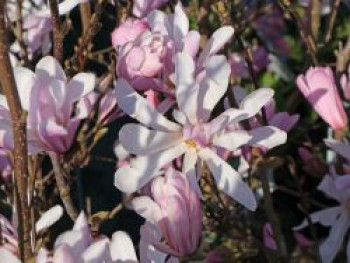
[175,52,198,124]
[147,10,171,35]
[324,139,350,161]
[110,231,138,263]
[53,245,78,263]
[36,0,89,17]
[213,130,252,151]
[114,143,187,193]
[119,124,182,155]
[35,205,63,233]
[198,148,257,211]
[240,88,274,117]
[183,31,200,57]
[116,78,181,132]
[128,196,162,225]
[13,67,36,111]
[319,211,350,263]
[54,230,87,259]
[81,239,111,263]
[66,73,96,104]
[317,175,342,202]
[248,126,287,149]
[197,26,234,69]
[197,55,230,122]
[293,206,342,230]
[173,2,189,49]
[35,56,66,82]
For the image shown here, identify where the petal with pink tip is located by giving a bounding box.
[199,148,256,211]
[240,88,274,118]
[119,123,182,155]
[173,2,189,49]
[183,31,200,57]
[116,79,180,132]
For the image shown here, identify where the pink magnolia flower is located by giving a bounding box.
[341,66,350,100]
[115,52,287,211]
[115,2,234,93]
[130,168,201,259]
[296,67,348,131]
[37,212,138,263]
[111,19,149,47]
[133,0,170,18]
[0,56,95,154]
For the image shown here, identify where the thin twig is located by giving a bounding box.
[49,152,78,220]
[0,2,31,260]
[324,0,341,43]
[48,0,64,63]
[310,0,320,40]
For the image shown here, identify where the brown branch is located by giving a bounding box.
[49,152,78,220]
[48,0,64,63]
[14,0,29,65]
[0,2,31,261]
[310,0,320,40]
[324,0,341,44]
[80,2,91,34]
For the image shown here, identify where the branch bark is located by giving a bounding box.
[48,0,63,63]
[0,2,31,261]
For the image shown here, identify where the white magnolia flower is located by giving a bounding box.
[295,139,350,263]
[114,52,287,211]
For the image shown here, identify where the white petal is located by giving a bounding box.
[213,130,252,151]
[36,205,63,233]
[198,55,230,122]
[183,149,201,197]
[240,88,274,117]
[119,124,182,155]
[114,144,187,193]
[319,211,350,263]
[13,67,36,111]
[293,206,342,230]
[116,78,181,132]
[0,94,8,109]
[81,239,111,263]
[199,148,257,210]
[147,10,171,35]
[317,175,342,202]
[35,56,66,82]
[0,248,21,263]
[110,231,138,263]
[175,52,198,124]
[324,139,350,161]
[55,230,87,258]
[66,73,96,104]
[36,0,89,17]
[248,126,287,149]
[197,26,234,69]
[173,2,189,49]
[127,196,162,225]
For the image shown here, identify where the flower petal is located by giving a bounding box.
[36,205,63,233]
[324,139,350,161]
[197,26,234,69]
[128,196,162,224]
[248,126,287,149]
[81,238,111,263]
[114,144,187,193]
[119,123,182,155]
[213,130,252,151]
[110,231,138,263]
[173,2,189,49]
[35,56,66,82]
[0,248,21,263]
[199,148,257,211]
[13,67,36,111]
[198,55,231,122]
[116,78,181,132]
[293,206,341,230]
[319,211,350,263]
[175,52,198,124]
[66,73,96,104]
[240,88,274,117]
[36,0,89,17]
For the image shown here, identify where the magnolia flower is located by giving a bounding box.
[296,67,348,131]
[340,66,350,100]
[133,0,170,18]
[130,168,201,259]
[0,56,95,154]
[115,52,287,211]
[37,212,138,263]
[294,170,350,263]
[8,0,88,56]
[115,2,234,93]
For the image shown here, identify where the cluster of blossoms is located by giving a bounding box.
[0,0,350,262]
